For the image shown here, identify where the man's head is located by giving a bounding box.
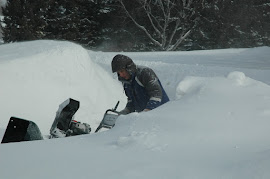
[111,54,136,80]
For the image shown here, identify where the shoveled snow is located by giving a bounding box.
[0,40,270,179]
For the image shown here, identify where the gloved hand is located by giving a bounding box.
[119,107,131,115]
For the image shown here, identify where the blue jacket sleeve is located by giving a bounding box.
[145,99,162,110]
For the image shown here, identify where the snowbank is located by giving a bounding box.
[1,41,270,179]
[0,40,126,135]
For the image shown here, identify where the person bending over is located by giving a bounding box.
[111,54,169,114]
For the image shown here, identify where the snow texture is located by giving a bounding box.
[0,40,270,179]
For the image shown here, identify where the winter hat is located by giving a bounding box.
[111,54,136,74]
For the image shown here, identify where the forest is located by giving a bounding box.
[0,0,269,51]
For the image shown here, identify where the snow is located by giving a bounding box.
[0,40,270,179]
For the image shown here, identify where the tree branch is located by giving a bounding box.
[119,0,162,47]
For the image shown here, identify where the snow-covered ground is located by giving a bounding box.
[0,40,270,179]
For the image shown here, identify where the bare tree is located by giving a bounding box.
[119,0,205,51]
[0,0,7,14]
[0,0,7,42]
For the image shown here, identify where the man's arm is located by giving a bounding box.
[119,107,131,115]
[139,68,163,110]
[120,84,135,114]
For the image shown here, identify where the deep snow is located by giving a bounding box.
[0,40,270,179]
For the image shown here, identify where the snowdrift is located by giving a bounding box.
[0,40,126,136]
[1,40,270,179]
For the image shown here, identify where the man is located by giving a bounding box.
[111,54,169,114]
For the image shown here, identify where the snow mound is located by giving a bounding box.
[1,42,270,179]
[0,40,125,135]
[227,71,252,86]
[175,76,206,99]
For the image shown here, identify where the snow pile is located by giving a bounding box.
[0,40,125,134]
[0,40,270,179]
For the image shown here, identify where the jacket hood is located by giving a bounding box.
[111,54,136,74]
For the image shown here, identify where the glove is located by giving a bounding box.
[119,107,131,115]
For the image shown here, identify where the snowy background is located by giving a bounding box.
[0,40,270,179]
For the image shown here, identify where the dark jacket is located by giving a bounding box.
[119,65,169,113]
